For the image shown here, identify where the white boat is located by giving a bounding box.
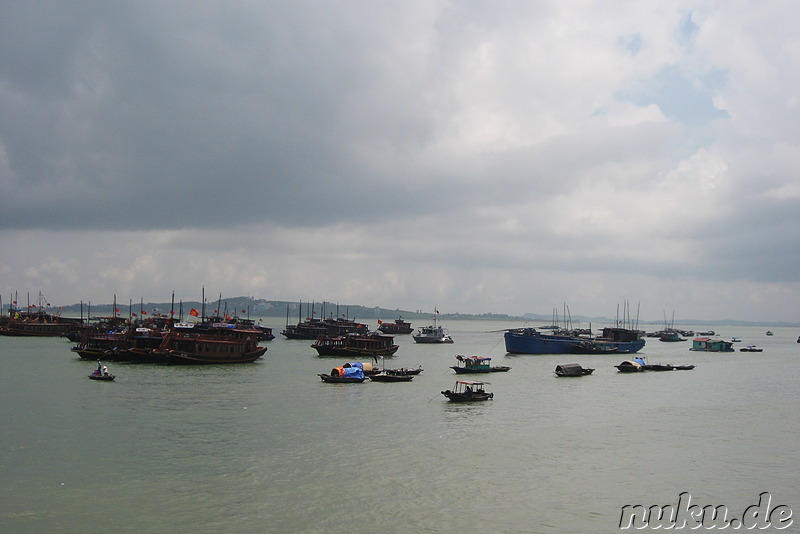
[412,312,453,344]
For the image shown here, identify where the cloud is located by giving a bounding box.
[1,1,799,321]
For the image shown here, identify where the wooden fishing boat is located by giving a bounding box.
[441,381,493,402]
[153,324,267,364]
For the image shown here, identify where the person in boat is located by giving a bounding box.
[103,366,109,376]
[465,385,473,396]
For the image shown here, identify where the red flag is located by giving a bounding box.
[132,312,137,317]
[115,308,120,313]
[190,308,199,317]
[241,309,246,314]
[141,310,147,315]
[377,319,383,324]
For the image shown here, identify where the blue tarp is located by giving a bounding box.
[341,366,365,379]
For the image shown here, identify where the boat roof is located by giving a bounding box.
[455,380,490,385]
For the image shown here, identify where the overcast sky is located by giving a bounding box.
[1,1,799,323]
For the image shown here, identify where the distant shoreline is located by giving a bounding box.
[35,298,800,328]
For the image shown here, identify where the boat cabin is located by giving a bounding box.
[454,355,491,371]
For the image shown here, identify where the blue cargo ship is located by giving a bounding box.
[504,326,645,355]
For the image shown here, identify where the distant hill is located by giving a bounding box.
[52,297,799,327]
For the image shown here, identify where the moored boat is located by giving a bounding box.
[739,345,763,352]
[615,358,645,372]
[153,323,268,364]
[554,363,594,377]
[377,317,413,335]
[690,337,734,352]
[504,325,644,355]
[368,371,414,382]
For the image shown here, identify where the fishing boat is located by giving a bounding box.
[318,365,366,383]
[554,363,594,377]
[413,311,453,343]
[450,355,510,374]
[441,381,493,402]
[311,332,399,358]
[377,317,413,335]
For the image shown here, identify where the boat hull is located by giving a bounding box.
[318,373,365,383]
[504,329,644,355]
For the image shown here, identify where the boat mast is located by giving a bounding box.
[169,291,175,329]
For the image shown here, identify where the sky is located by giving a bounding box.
[1,1,799,323]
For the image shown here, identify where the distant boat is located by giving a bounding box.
[690,337,734,352]
[311,332,399,358]
[739,345,763,352]
[659,330,687,342]
[377,317,413,335]
[766,331,774,336]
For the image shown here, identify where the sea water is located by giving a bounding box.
[1,320,798,533]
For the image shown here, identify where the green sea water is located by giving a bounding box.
[1,320,798,533]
